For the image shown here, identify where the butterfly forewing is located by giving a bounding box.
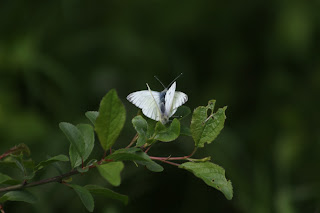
[127,90,161,121]
[165,82,176,115]
[169,91,188,117]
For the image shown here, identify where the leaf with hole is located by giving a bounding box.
[190,100,227,147]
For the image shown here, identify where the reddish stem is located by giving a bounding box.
[149,148,197,161]
[158,160,180,167]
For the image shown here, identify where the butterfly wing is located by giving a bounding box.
[127,88,161,121]
[169,91,188,117]
[165,82,177,115]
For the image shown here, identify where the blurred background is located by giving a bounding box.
[1,0,320,212]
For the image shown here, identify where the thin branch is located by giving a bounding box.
[0,145,29,160]
[126,133,138,148]
[0,170,79,193]
[149,147,197,161]
[157,160,180,167]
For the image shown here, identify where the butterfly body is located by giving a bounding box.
[127,81,188,124]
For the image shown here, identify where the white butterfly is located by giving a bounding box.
[127,77,188,124]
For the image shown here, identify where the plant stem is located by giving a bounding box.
[149,147,197,161]
[0,145,28,160]
[157,160,180,167]
[0,170,79,193]
[126,133,138,148]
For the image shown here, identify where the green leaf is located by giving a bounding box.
[85,111,99,125]
[173,106,191,120]
[132,116,148,146]
[190,100,227,147]
[154,119,180,142]
[69,124,95,168]
[35,154,69,171]
[137,160,164,172]
[106,148,150,162]
[180,125,191,136]
[180,162,233,200]
[85,185,128,205]
[59,122,85,157]
[69,184,94,212]
[97,162,124,186]
[107,148,164,172]
[0,191,37,204]
[95,89,126,150]
[0,173,13,184]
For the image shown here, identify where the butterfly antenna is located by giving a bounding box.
[168,73,183,88]
[154,76,166,89]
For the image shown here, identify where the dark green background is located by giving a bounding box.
[1,1,319,212]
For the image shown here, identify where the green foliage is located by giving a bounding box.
[69,124,95,168]
[70,184,94,212]
[136,160,164,172]
[85,111,99,125]
[190,100,227,148]
[173,106,191,120]
[0,191,37,204]
[59,122,86,158]
[95,89,126,151]
[0,173,13,185]
[107,148,150,162]
[35,154,69,171]
[85,185,128,205]
[132,116,148,146]
[154,118,180,142]
[0,89,232,212]
[180,162,233,200]
[107,148,164,172]
[97,162,124,186]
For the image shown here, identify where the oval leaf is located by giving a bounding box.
[35,154,69,171]
[85,111,99,125]
[180,161,233,200]
[69,124,95,168]
[173,106,191,120]
[95,89,126,150]
[97,161,124,186]
[85,185,128,205]
[132,116,148,147]
[154,119,180,142]
[106,148,150,162]
[69,184,94,212]
[0,191,37,204]
[59,122,85,157]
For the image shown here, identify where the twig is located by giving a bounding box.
[0,170,79,193]
[126,133,138,148]
[149,147,197,161]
